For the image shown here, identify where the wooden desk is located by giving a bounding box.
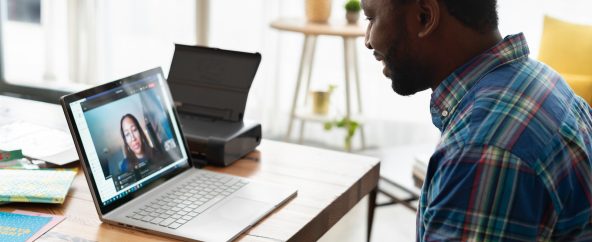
[270,18,367,151]
[0,140,380,242]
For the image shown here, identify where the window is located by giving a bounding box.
[0,0,197,103]
[0,0,69,102]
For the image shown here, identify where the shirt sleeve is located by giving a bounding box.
[419,144,555,241]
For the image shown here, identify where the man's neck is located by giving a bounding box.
[430,29,503,90]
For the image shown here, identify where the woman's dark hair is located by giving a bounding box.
[120,113,154,167]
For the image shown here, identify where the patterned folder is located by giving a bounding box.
[0,169,77,204]
[0,212,52,242]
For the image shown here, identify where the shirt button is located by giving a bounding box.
[442,110,449,117]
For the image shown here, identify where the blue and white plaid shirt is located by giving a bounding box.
[418,33,592,241]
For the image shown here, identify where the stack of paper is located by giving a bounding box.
[0,121,78,165]
[0,169,77,204]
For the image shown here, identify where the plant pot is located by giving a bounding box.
[346,11,359,24]
[306,0,332,23]
[311,91,331,115]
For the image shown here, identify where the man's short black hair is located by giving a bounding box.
[443,0,498,32]
[395,0,499,33]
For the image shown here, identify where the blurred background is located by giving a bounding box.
[3,0,591,150]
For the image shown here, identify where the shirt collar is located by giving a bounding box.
[430,33,530,131]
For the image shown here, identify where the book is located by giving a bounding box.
[0,211,52,242]
[0,158,39,169]
[0,169,77,204]
[0,150,31,169]
[0,149,24,162]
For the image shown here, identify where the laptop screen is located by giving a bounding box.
[66,68,190,209]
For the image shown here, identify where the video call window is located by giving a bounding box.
[82,80,182,191]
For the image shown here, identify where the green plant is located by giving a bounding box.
[327,84,337,94]
[324,117,360,151]
[344,0,361,12]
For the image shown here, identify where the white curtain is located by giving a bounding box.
[67,0,100,85]
[68,0,197,85]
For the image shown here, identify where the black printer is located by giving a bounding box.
[167,45,262,167]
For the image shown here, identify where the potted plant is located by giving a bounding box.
[324,117,360,151]
[344,0,361,24]
[311,85,336,115]
[306,0,332,23]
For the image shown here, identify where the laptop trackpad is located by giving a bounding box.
[214,197,270,222]
[181,197,272,241]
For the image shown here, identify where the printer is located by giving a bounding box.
[167,44,262,167]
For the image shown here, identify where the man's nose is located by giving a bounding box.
[365,34,373,49]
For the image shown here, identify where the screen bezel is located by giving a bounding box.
[60,67,193,215]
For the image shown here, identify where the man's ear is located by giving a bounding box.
[417,0,440,38]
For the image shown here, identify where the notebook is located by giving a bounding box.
[0,169,77,204]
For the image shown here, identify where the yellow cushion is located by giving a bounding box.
[563,74,592,105]
[538,16,592,75]
[538,16,592,106]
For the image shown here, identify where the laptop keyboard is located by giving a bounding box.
[126,172,249,229]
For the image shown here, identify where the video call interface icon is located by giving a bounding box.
[104,183,143,205]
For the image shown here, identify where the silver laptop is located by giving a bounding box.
[60,67,297,242]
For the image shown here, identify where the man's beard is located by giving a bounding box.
[384,34,433,96]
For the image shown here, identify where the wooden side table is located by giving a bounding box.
[270,18,367,151]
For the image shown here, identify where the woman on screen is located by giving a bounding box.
[118,114,158,175]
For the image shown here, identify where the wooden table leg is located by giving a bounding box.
[298,36,318,144]
[350,37,366,150]
[286,34,316,142]
[367,187,378,242]
[342,37,354,152]
[343,37,367,152]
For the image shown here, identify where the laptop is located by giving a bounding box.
[60,67,297,242]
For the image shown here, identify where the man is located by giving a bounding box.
[362,0,592,241]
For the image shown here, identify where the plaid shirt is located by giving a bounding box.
[418,33,592,241]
